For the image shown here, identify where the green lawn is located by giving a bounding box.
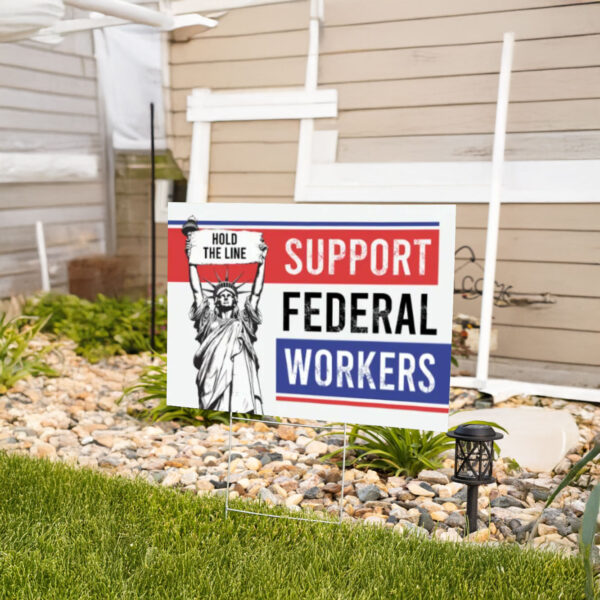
[0,454,586,600]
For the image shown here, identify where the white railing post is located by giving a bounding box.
[294,0,322,202]
[475,32,515,385]
[35,221,51,292]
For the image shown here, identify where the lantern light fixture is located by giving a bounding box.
[447,423,503,534]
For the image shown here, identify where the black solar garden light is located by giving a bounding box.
[447,424,504,534]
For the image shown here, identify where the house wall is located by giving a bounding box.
[168,0,600,381]
[0,22,108,298]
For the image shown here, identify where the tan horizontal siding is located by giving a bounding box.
[170,56,306,90]
[337,131,600,162]
[492,326,600,366]
[454,260,600,298]
[333,68,600,110]
[171,29,308,63]
[215,120,298,142]
[320,4,600,54]
[316,99,600,138]
[319,35,600,83]
[198,0,309,38]
[455,228,599,264]
[209,173,296,196]
[324,0,579,26]
[456,203,600,230]
[453,295,600,332]
[210,142,298,172]
[206,196,294,204]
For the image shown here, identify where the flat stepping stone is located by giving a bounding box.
[449,406,579,473]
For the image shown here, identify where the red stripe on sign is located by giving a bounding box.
[276,396,449,413]
[168,227,439,285]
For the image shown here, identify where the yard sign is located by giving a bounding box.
[167,203,455,431]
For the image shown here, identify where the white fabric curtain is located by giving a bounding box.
[94,23,166,151]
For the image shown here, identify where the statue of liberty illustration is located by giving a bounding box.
[182,216,267,414]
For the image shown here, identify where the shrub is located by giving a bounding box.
[323,425,455,477]
[24,293,166,363]
[323,421,507,478]
[120,354,246,426]
[0,313,57,393]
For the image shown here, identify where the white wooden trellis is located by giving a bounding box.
[185,0,600,403]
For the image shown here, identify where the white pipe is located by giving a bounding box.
[294,0,322,202]
[187,121,211,202]
[475,32,515,384]
[35,221,51,293]
[64,0,174,29]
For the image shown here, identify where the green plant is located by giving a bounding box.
[120,354,250,426]
[322,425,455,477]
[24,293,167,363]
[322,421,507,477]
[0,313,57,393]
[529,434,600,599]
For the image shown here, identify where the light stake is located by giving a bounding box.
[447,424,503,534]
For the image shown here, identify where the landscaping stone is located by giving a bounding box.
[407,481,436,497]
[357,484,383,502]
[30,441,56,459]
[418,470,450,485]
[2,336,599,554]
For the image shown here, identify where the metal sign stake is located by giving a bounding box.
[225,413,349,526]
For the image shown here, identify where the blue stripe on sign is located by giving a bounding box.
[275,338,451,406]
[168,220,440,227]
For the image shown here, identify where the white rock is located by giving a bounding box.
[285,494,304,507]
[162,471,181,487]
[245,457,261,471]
[437,528,462,543]
[449,407,579,473]
[418,470,449,485]
[92,431,115,449]
[180,468,198,486]
[30,442,56,459]
[408,481,435,497]
[156,444,178,457]
[305,440,328,456]
[295,435,312,448]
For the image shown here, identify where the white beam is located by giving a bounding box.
[298,160,600,203]
[64,0,174,28]
[476,32,515,384]
[172,0,299,14]
[451,376,600,404]
[187,89,336,122]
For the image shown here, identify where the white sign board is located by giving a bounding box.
[167,203,455,431]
